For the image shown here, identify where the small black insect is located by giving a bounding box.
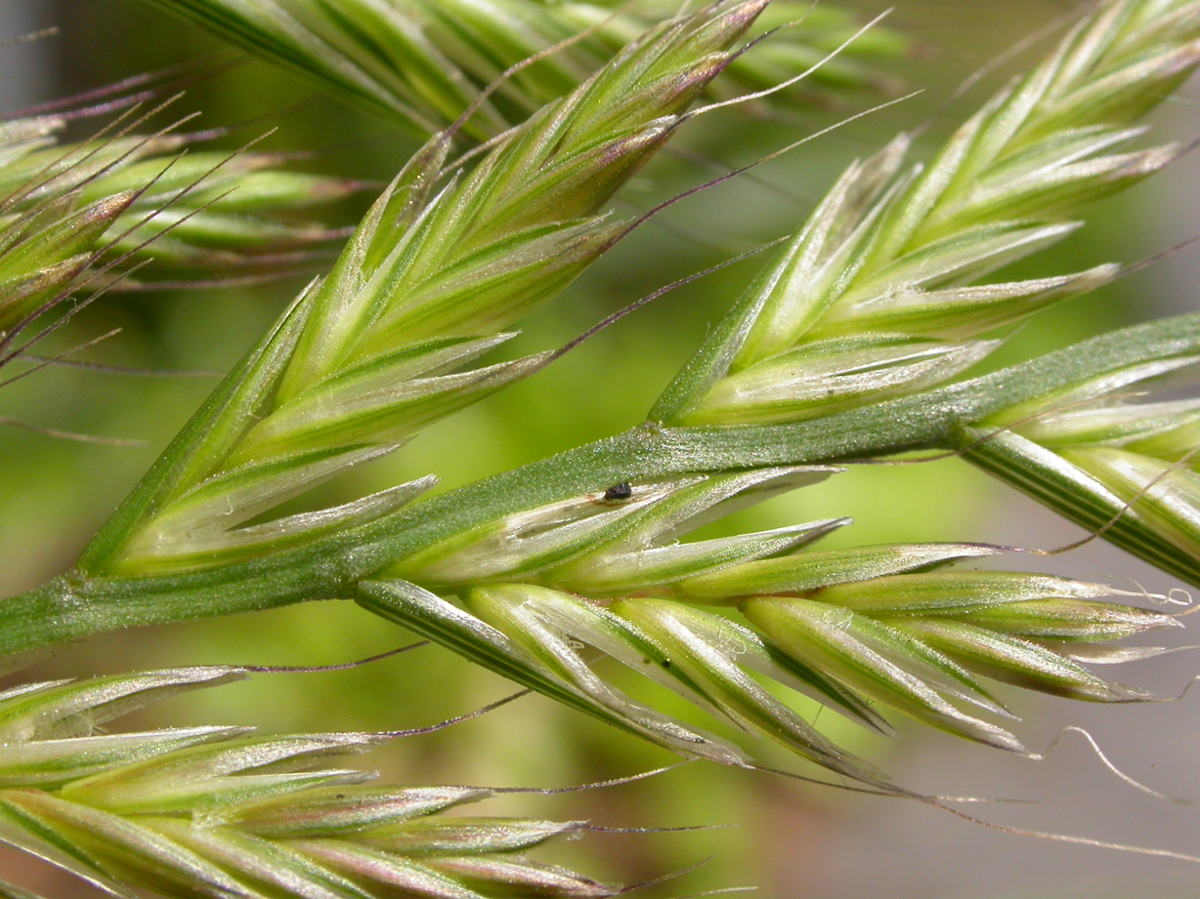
[603,482,633,501]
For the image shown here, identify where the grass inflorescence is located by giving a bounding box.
[4,4,1200,892]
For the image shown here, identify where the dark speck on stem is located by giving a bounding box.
[604,482,633,501]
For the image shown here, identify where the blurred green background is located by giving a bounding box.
[4,1,1200,896]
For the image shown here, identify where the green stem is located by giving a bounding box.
[3,312,1198,658]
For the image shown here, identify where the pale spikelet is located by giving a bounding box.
[88,150,359,274]
[0,668,617,898]
[78,0,771,578]
[653,0,1200,426]
[360,467,1177,776]
[145,0,906,138]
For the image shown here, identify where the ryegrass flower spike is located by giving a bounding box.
[4,0,1196,793]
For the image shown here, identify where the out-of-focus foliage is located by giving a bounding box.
[0,107,358,340]
[144,0,908,137]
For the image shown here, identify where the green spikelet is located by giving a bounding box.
[957,350,1200,586]
[653,0,1200,425]
[75,0,772,579]
[362,466,1177,776]
[0,668,617,898]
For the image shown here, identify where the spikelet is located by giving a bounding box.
[0,668,617,898]
[957,350,1200,586]
[361,467,1178,777]
[76,0,772,578]
[653,0,1200,426]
